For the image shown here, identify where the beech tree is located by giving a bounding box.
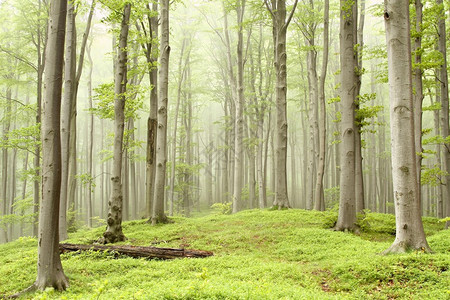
[135,2,158,220]
[152,0,170,224]
[436,0,449,228]
[59,0,95,241]
[34,0,69,290]
[383,0,431,253]
[335,0,358,231]
[264,0,298,209]
[232,0,246,213]
[101,2,131,243]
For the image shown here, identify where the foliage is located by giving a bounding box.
[324,185,340,208]
[91,83,145,121]
[210,202,232,215]
[421,166,448,187]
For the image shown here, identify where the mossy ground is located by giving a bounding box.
[0,209,448,299]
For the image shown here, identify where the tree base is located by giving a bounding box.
[34,272,69,291]
[382,241,433,255]
[269,205,290,211]
[333,224,360,235]
[149,215,171,226]
[5,273,69,299]
[98,230,126,244]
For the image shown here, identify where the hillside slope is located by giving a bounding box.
[0,209,449,299]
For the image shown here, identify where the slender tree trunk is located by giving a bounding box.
[87,41,94,227]
[143,2,158,220]
[34,0,69,289]
[1,87,11,242]
[432,95,443,217]
[306,43,318,210]
[183,63,193,216]
[335,0,358,231]
[128,118,137,220]
[101,3,131,243]
[437,0,450,228]
[66,0,95,232]
[383,0,431,253]
[59,1,76,240]
[232,0,246,213]
[354,0,366,214]
[289,134,297,207]
[152,0,170,224]
[266,0,297,209]
[413,0,424,213]
[32,0,47,238]
[314,0,329,211]
[169,38,187,216]
[122,144,129,221]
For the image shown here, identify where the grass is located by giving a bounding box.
[0,209,449,299]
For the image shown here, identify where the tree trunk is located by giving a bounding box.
[152,0,170,224]
[354,0,366,214]
[169,37,187,216]
[314,0,329,211]
[34,0,69,289]
[266,0,297,209]
[306,41,318,210]
[383,0,431,253]
[232,0,246,213]
[183,64,193,217]
[413,0,424,213]
[437,0,450,228]
[101,3,131,243]
[66,0,95,232]
[335,0,358,231]
[87,40,94,227]
[142,2,158,220]
[59,1,76,241]
[1,87,11,242]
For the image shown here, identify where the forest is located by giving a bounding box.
[0,0,449,298]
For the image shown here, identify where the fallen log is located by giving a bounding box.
[59,243,213,260]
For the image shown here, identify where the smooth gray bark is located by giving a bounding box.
[232,0,246,213]
[335,0,358,231]
[413,0,424,213]
[437,0,450,228]
[101,3,131,243]
[152,0,170,224]
[34,0,69,290]
[383,0,431,253]
[314,0,329,211]
[59,1,76,241]
[265,0,298,209]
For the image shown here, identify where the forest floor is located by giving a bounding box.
[0,209,449,299]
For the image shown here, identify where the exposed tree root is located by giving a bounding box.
[3,283,37,299]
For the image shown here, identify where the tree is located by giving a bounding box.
[152,0,170,224]
[135,2,158,220]
[34,0,69,290]
[314,0,329,211]
[101,2,131,243]
[264,0,298,209]
[60,0,95,241]
[232,0,246,213]
[436,0,450,228]
[383,0,431,253]
[335,0,358,231]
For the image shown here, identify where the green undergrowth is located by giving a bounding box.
[0,209,448,299]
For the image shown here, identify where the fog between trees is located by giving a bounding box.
[0,0,448,250]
